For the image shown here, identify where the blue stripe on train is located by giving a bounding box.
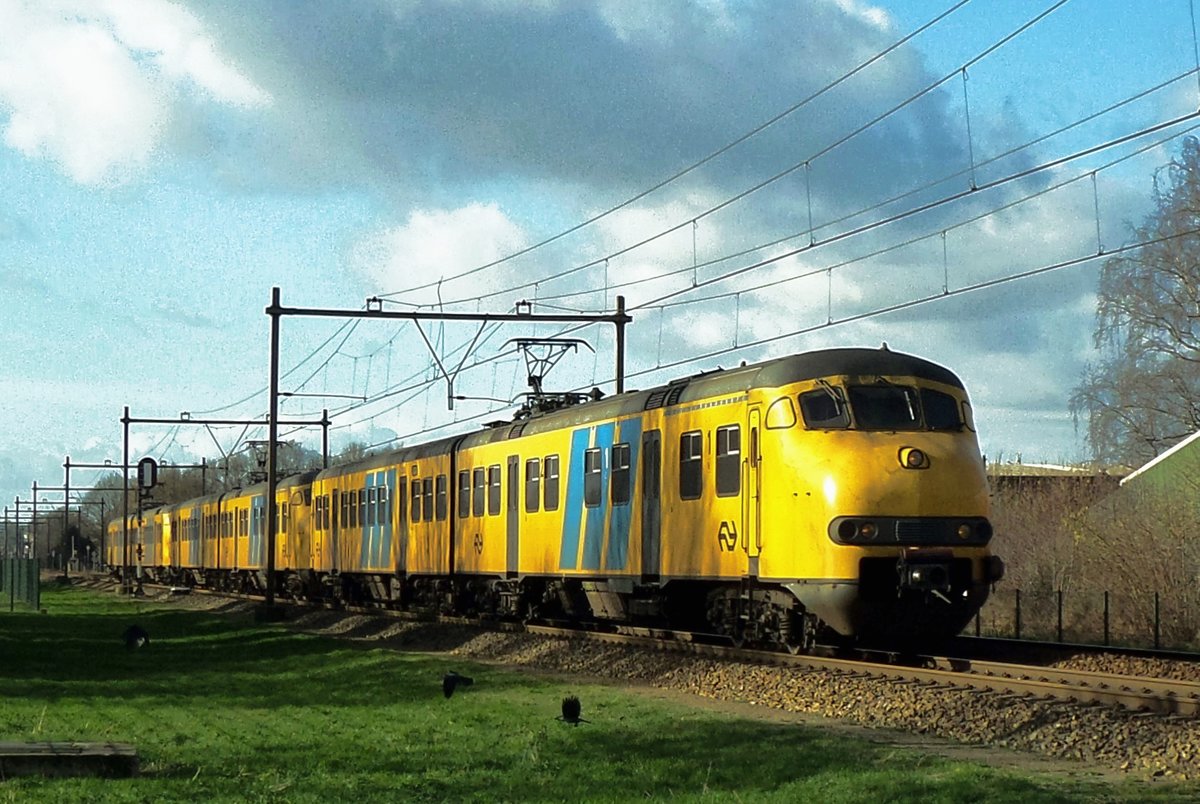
[605,418,641,571]
[251,495,265,565]
[581,423,615,570]
[559,428,592,570]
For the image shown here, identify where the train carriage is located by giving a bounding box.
[111,346,1003,652]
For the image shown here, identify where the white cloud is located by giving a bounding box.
[831,0,891,31]
[355,203,530,305]
[0,0,268,184]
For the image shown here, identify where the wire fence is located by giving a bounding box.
[974,587,1198,651]
[0,558,41,612]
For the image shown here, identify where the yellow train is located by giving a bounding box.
[110,346,1004,650]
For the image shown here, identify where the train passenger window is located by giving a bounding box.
[458,470,471,518]
[358,489,367,528]
[766,397,797,429]
[411,480,422,523]
[584,448,602,507]
[282,503,290,533]
[379,486,390,525]
[487,465,502,516]
[611,444,631,505]
[473,468,486,517]
[715,425,740,496]
[799,387,850,429]
[848,385,921,430]
[544,455,560,511]
[679,431,703,500]
[314,496,323,530]
[423,477,434,522]
[367,488,378,527]
[525,458,541,513]
[435,475,447,521]
[920,388,962,430]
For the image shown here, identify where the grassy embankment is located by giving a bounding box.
[0,584,1187,802]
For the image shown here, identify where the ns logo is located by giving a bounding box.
[717,520,739,552]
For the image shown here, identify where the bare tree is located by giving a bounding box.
[1071,136,1200,465]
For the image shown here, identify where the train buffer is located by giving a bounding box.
[0,741,139,778]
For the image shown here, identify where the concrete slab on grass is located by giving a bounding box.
[0,741,139,778]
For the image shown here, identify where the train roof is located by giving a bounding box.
[316,346,964,472]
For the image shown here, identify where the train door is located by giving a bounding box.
[330,487,339,572]
[506,455,519,577]
[743,406,762,576]
[641,430,661,579]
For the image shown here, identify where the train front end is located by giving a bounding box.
[757,348,1004,646]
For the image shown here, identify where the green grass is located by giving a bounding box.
[0,585,1190,802]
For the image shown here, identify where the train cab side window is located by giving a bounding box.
[435,475,447,521]
[766,397,797,429]
[379,486,390,525]
[679,430,703,500]
[920,388,962,430]
[473,468,486,517]
[961,399,977,432]
[423,478,434,522]
[367,488,378,527]
[611,443,631,505]
[544,455,561,511]
[487,465,502,516]
[715,425,740,496]
[314,496,323,530]
[358,489,367,528]
[411,480,422,524]
[525,458,541,513]
[584,448,602,507]
[458,470,471,518]
[800,387,850,429]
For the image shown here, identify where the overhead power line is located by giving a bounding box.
[374,0,976,300]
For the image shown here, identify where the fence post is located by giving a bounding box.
[1103,591,1110,646]
[1014,589,1022,640]
[1154,592,1161,650]
[1057,589,1064,643]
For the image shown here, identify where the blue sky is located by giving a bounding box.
[1,0,1198,509]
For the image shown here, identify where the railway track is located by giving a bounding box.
[114,578,1200,719]
[525,626,1200,717]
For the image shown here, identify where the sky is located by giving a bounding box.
[2,0,1199,510]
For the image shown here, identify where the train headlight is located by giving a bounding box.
[835,519,879,542]
[899,447,930,469]
[957,523,972,539]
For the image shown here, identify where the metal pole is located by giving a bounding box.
[322,409,329,469]
[1014,588,1022,640]
[31,482,38,564]
[1154,591,1161,649]
[615,295,626,394]
[265,287,281,611]
[99,497,106,571]
[1103,590,1110,646]
[1056,589,1063,643]
[123,406,131,594]
[63,456,71,579]
[201,457,207,494]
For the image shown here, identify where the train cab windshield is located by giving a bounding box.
[799,381,963,431]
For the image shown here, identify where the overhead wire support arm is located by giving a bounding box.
[262,286,632,611]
